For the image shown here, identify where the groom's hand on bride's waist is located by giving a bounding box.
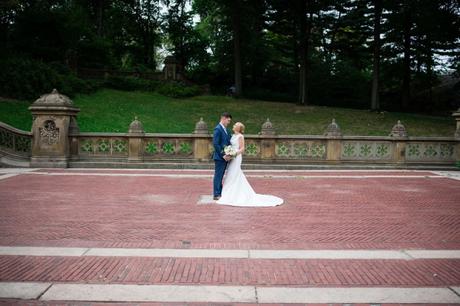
[223,155,232,161]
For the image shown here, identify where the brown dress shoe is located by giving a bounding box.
[213,196,221,200]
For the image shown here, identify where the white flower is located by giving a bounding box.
[224,145,237,157]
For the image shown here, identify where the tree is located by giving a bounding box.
[371,0,382,110]
[231,0,242,96]
[297,0,309,105]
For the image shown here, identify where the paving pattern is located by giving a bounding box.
[0,168,459,304]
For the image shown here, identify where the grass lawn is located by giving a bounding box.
[0,89,456,136]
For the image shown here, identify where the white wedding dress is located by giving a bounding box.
[216,134,284,207]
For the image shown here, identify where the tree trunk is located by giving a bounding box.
[96,0,104,37]
[232,0,242,97]
[426,39,433,106]
[298,0,309,105]
[371,0,382,111]
[402,2,411,109]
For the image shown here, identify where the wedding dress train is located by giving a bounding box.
[216,134,284,207]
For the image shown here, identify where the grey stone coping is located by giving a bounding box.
[68,131,459,142]
[0,121,32,136]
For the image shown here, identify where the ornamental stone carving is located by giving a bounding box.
[39,120,59,145]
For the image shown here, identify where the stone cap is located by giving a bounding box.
[325,119,342,137]
[128,116,145,135]
[261,118,275,135]
[453,107,460,116]
[390,120,408,138]
[32,89,74,106]
[29,89,79,113]
[194,117,209,134]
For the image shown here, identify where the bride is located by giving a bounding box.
[216,122,284,207]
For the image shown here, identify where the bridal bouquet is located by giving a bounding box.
[223,145,237,158]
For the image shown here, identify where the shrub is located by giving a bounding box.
[104,76,157,91]
[156,81,201,98]
[104,77,201,98]
[0,57,98,99]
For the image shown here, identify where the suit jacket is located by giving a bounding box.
[212,124,231,161]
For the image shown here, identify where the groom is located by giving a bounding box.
[212,112,232,200]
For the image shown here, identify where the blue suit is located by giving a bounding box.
[213,123,231,197]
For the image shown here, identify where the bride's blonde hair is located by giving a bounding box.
[233,122,245,133]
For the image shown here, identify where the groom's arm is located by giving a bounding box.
[213,128,225,158]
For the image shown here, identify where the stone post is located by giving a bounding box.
[163,56,182,81]
[193,118,210,161]
[69,109,80,161]
[128,117,144,162]
[325,119,342,161]
[452,109,460,164]
[389,120,408,164]
[29,89,80,168]
[260,119,276,159]
[453,108,460,138]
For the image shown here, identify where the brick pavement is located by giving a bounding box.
[0,169,459,304]
[0,170,458,249]
[0,256,459,286]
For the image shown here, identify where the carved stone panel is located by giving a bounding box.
[341,141,393,160]
[275,141,327,159]
[406,142,455,161]
[39,120,60,145]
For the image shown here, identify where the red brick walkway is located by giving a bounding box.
[0,255,459,286]
[0,170,458,249]
[0,169,459,304]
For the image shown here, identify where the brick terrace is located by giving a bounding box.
[0,169,459,304]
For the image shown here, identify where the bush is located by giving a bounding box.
[104,77,201,98]
[0,57,98,99]
[156,81,201,98]
[243,87,296,103]
[104,76,158,91]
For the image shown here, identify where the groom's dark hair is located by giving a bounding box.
[221,112,232,119]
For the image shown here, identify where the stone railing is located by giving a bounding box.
[0,89,459,168]
[0,122,32,166]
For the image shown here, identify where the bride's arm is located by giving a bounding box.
[237,136,245,155]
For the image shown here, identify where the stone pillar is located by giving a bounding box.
[325,119,342,161]
[69,113,80,161]
[29,89,80,168]
[128,117,144,162]
[193,118,210,161]
[453,108,460,138]
[389,120,408,164]
[260,119,276,159]
[163,56,182,81]
[452,109,460,164]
